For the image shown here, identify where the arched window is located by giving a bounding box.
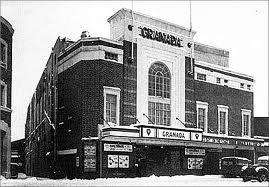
[148,62,171,126]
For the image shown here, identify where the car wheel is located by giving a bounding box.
[257,172,268,182]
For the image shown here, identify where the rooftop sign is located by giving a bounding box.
[138,26,186,48]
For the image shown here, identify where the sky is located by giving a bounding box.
[0,1,268,141]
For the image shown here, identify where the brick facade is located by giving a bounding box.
[24,38,72,177]
[0,16,14,178]
[195,80,253,136]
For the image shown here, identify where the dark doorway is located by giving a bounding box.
[135,146,182,177]
[58,154,76,179]
[203,150,221,175]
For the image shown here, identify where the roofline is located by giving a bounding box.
[0,16,14,34]
[107,8,196,35]
[58,37,123,57]
[195,60,254,81]
[194,42,229,57]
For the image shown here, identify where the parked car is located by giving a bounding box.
[219,156,251,177]
[241,156,269,182]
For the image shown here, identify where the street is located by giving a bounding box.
[1,175,268,186]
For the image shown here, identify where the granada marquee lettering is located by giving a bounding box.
[139,26,183,48]
[158,129,190,140]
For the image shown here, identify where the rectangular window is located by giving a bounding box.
[148,102,155,124]
[0,40,7,66]
[218,105,228,135]
[197,73,206,81]
[103,86,121,125]
[196,101,208,132]
[148,102,170,126]
[216,77,221,84]
[247,85,251,90]
[224,79,228,83]
[219,111,226,134]
[198,108,205,131]
[242,109,251,137]
[243,115,249,136]
[1,83,7,107]
[240,83,244,89]
[105,52,118,61]
[105,94,117,124]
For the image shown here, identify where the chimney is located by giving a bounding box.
[81,31,90,39]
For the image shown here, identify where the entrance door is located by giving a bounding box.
[136,146,168,177]
[58,154,76,179]
[204,151,221,175]
[170,151,182,176]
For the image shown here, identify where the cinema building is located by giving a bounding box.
[24,9,263,179]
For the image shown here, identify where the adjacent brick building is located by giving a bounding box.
[24,37,73,177]
[11,139,25,175]
[0,16,14,178]
[24,9,263,179]
[253,117,269,159]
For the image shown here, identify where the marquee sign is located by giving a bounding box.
[104,143,133,152]
[138,26,185,48]
[139,125,203,142]
[158,129,190,140]
[203,136,263,147]
[142,127,156,138]
[185,148,205,156]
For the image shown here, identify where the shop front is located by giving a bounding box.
[82,125,264,178]
[202,135,264,175]
[88,124,206,178]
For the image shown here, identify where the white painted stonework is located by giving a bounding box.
[58,38,123,74]
[108,8,194,129]
[195,61,254,92]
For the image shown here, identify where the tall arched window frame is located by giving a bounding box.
[148,62,171,126]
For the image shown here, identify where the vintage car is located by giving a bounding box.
[241,156,269,182]
[219,156,251,177]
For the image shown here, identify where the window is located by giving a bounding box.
[216,77,221,84]
[224,79,228,83]
[0,39,7,67]
[247,85,251,90]
[1,82,7,107]
[219,112,226,134]
[197,73,206,81]
[148,102,170,125]
[103,86,121,125]
[148,62,170,98]
[240,83,244,89]
[198,108,206,130]
[196,101,208,132]
[218,105,228,135]
[106,94,117,123]
[242,109,251,137]
[105,52,118,61]
[148,62,171,126]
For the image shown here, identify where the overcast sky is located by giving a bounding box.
[1,1,268,141]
